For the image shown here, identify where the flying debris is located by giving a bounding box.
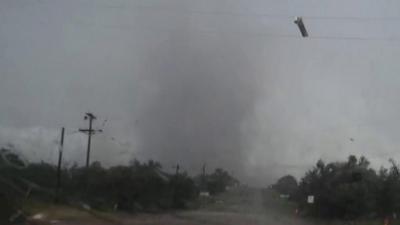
[101,119,108,127]
[294,17,308,37]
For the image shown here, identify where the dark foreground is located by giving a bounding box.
[27,187,383,225]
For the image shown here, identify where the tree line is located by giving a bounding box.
[0,147,238,223]
[273,155,400,220]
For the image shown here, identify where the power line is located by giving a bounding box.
[303,16,400,21]
[97,3,400,22]
[11,1,397,42]
[76,21,400,42]
[10,1,400,22]
[308,35,400,42]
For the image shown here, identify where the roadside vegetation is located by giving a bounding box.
[273,155,400,221]
[0,146,237,223]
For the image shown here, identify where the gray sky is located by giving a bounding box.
[1,0,400,185]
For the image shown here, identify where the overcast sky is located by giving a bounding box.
[1,0,400,185]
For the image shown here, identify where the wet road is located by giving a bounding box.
[35,188,312,225]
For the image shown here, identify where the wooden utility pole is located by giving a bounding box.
[55,127,65,203]
[79,113,102,169]
[202,163,206,177]
[201,163,207,191]
[175,164,180,175]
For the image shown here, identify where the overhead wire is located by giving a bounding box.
[8,1,400,41]
[11,0,400,22]
[308,35,400,42]
[74,20,400,42]
[59,3,400,42]
[98,3,400,22]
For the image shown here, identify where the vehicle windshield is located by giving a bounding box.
[1,0,399,224]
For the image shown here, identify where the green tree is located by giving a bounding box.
[205,168,238,195]
[273,175,298,196]
[296,155,379,219]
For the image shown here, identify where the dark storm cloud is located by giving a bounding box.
[133,33,261,175]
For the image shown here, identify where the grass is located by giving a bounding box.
[23,200,123,224]
[20,188,400,225]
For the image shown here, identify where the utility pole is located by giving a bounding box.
[202,163,206,177]
[79,112,102,169]
[202,163,207,191]
[175,163,180,175]
[55,127,65,203]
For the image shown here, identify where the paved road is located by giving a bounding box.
[172,188,310,225]
[34,188,313,225]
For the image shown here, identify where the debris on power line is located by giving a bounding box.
[294,17,308,37]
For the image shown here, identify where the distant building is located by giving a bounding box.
[199,191,210,197]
